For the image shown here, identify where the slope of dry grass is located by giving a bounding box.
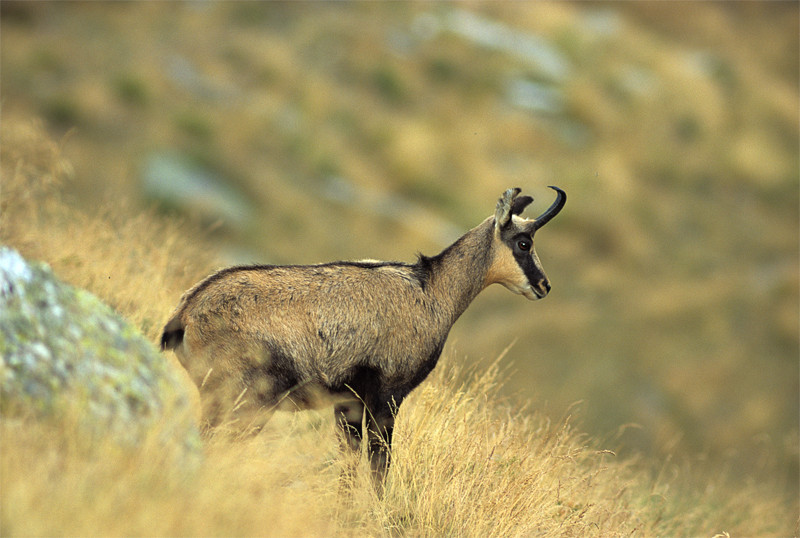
[1,119,215,341]
[1,4,796,488]
[1,118,795,537]
[1,358,793,537]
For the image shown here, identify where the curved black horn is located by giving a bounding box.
[532,186,566,230]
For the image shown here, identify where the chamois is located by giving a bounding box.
[161,187,566,485]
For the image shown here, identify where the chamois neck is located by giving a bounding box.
[422,217,494,324]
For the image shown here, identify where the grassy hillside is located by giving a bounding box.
[1,2,797,533]
[0,136,793,534]
[1,360,791,537]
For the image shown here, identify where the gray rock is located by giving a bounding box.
[142,151,254,231]
[0,247,200,451]
[443,9,571,82]
[506,78,564,115]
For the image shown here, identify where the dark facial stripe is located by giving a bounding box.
[512,249,545,287]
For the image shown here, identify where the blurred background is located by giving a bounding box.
[1,1,797,495]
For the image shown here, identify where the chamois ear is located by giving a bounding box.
[511,195,534,216]
[494,187,522,230]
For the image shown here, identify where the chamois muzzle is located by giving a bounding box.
[532,186,567,231]
[530,278,551,299]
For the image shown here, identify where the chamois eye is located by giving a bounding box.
[517,238,531,251]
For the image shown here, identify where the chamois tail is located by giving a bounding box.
[160,314,185,351]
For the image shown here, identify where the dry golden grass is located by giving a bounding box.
[1,120,796,536]
[2,2,797,496]
[1,119,215,341]
[1,356,794,537]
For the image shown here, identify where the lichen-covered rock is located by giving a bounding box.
[0,246,199,450]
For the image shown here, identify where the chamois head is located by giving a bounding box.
[488,186,566,300]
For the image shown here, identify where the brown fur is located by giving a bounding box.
[161,187,565,485]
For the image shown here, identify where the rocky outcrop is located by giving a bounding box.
[0,246,199,450]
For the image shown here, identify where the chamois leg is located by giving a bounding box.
[366,403,395,489]
[334,400,364,485]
